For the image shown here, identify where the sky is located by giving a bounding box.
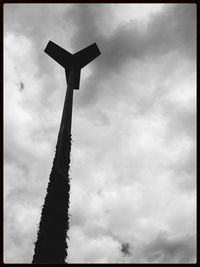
[4,3,196,263]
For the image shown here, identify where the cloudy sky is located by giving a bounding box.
[4,3,196,263]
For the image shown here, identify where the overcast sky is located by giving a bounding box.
[4,3,196,263]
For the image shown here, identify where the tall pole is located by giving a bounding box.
[32,41,100,264]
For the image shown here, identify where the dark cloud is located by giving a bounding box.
[67,4,196,108]
[170,144,196,192]
[66,4,113,51]
[141,231,196,263]
[164,102,196,141]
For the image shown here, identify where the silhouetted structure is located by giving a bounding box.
[32,41,100,264]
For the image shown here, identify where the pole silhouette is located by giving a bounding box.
[32,41,101,264]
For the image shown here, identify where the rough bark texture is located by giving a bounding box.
[32,131,71,264]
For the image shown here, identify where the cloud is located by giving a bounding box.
[4,32,57,263]
[4,3,196,263]
[67,226,121,263]
[66,4,196,108]
[139,231,196,263]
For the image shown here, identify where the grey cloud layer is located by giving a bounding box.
[65,4,196,107]
[4,4,196,263]
[4,4,196,108]
[134,232,196,263]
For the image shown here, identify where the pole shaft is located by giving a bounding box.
[32,70,75,264]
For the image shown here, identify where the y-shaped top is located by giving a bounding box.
[44,41,101,89]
